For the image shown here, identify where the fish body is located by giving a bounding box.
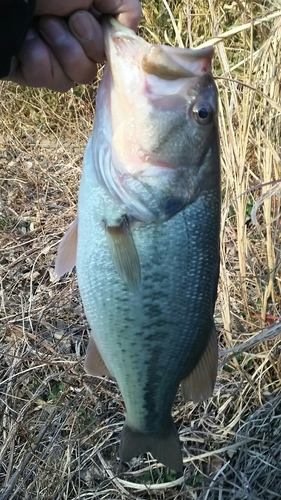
[56,17,220,473]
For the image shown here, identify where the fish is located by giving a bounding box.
[55,16,220,474]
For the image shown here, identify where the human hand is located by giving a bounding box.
[6,0,142,92]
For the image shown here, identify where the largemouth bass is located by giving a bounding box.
[56,16,220,473]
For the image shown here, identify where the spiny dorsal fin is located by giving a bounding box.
[181,326,218,403]
[120,418,183,473]
[106,216,141,290]
[84,336,112,377]
[55,218,78,278]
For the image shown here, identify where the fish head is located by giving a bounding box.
[98,17,220,221]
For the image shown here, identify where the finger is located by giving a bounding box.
[92,0,142,31]
[39,16,99,84]
[35,0,93,17]
[7,28,73,92]
[68,11,104,64]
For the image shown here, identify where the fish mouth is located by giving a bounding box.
[101,15,215,79]
[101,15,136,39]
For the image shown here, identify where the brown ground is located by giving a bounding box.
[1,1,281,499]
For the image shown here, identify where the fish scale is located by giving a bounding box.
[77,163,220,432]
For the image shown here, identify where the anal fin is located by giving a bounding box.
[106,215,141,290]
[55,218,78,278]
[120,418,183,473]
[181,326,218,403]
[84,336,112,377]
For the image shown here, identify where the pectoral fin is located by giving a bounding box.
[106,216,141,290]
[55,218,78,278]
[181,326,218,403]
[84,336,111,377]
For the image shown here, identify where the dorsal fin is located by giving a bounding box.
[181,326,218,403]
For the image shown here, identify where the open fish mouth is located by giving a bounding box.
[102,15,214,80]
[101,15,217,119]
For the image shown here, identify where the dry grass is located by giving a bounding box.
[1,1,281,498]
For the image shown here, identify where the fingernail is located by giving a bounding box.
[25,28,36,41]
[71,12,94,41]
[40,19,66,44]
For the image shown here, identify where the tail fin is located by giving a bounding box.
[119,419,183,473]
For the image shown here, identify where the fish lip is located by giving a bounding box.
[101,16,215,78]
[101,14,136,40]
[101,16,215,56]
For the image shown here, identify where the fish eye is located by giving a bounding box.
[192,103,213,125]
